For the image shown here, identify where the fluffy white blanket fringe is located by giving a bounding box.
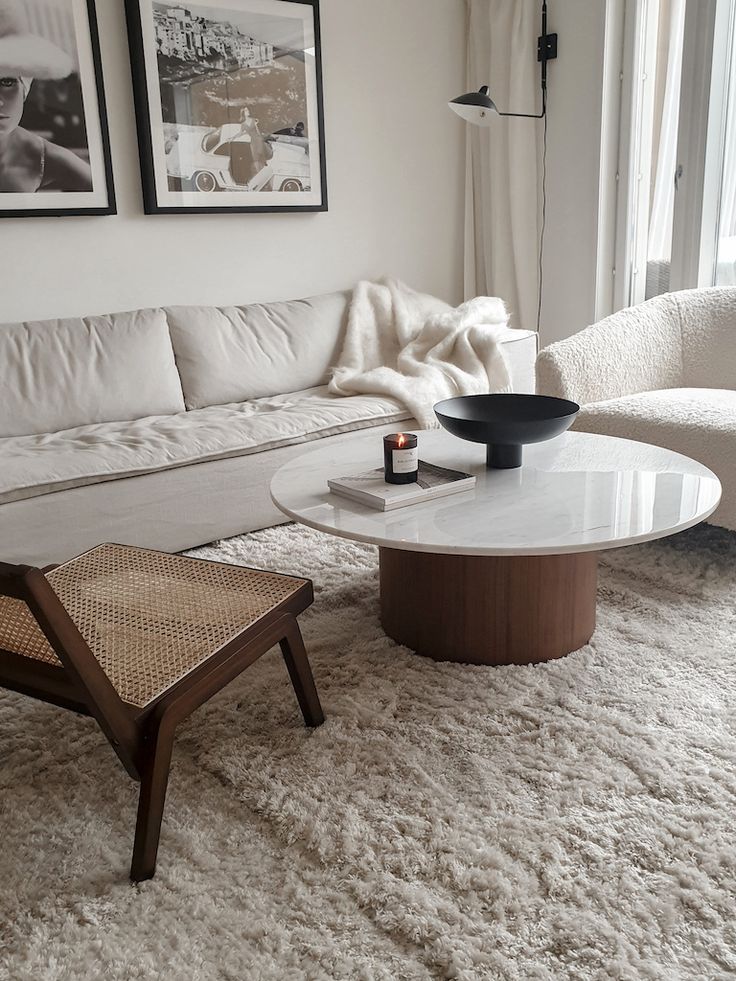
[328,279,511,428]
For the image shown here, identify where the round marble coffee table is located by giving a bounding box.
[270,429,721,665]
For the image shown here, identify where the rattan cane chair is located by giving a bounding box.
[0,542,324,881]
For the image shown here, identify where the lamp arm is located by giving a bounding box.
[496,86,547,120]
[497,109,544,119]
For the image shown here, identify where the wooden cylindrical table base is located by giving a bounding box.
[379,548,598,666]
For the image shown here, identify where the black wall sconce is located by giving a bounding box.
[449,1,558,125]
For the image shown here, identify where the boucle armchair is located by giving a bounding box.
[536,287,736,530]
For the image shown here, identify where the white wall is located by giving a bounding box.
[539,1,609,346]
[3,0,466,323]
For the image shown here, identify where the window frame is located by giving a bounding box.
[600,0,736,317]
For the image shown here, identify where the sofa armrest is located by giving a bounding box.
[536,295,684,404]
[494,328,538,394]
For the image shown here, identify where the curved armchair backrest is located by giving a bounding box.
[537,287,736,405]
[536,294,684,405]
[675,287,736,390]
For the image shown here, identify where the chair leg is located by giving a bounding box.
[279,618,325,728]
[130,721,175,882]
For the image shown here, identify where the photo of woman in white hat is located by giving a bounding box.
[0,0,93,193]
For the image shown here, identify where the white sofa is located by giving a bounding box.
[0,290,537,566]
[536,287,736,530]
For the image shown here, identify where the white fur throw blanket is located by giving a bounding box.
[328,279,511,428]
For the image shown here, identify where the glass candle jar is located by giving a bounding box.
[383,433,418,484]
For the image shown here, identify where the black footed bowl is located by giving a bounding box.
[434,393,580,469]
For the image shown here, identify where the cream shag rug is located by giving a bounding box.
[1,524,735,981]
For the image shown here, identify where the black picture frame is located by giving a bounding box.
[0,0,116,219]
[124,0,328,215]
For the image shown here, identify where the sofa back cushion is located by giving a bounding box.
[165,291,349,410]
[0,309,185,438]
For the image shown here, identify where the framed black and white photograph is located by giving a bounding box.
[0,0,115,217]
[125,0,327,214]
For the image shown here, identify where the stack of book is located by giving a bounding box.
[328,461,475,511]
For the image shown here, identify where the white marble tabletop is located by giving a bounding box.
[270,429,722,556]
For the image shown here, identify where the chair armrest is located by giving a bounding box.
[536,295,684,404]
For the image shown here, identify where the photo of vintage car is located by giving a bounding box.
[164,122,312,193]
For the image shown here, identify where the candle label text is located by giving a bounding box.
[392,448,419,474]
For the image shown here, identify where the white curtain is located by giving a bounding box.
[715,31,736,285]
[648,0,686,262]
[464,0,542,330]
[721,76,736,240]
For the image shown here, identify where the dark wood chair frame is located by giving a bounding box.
[0,559,324,882]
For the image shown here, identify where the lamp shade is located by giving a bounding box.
[448,85,497,126]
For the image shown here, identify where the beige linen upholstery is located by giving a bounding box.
[536,287,736,530]
[0,419,420,566]
[0,309,185,438]
[0,295,538,565]
[0,387,410,505]
[0,329,537,503]
[165,292,349,409]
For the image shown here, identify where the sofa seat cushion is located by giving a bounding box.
[0,387,410,505]
[574,387,734,529]
[0,309,185,438]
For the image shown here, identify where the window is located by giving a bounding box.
[607,0,736,311]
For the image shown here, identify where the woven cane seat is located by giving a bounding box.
[0,544,308,708]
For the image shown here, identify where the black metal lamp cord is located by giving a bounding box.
[536,0,549,334]
[537,109,547,334]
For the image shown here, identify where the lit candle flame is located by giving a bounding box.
[398,434,406,448]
